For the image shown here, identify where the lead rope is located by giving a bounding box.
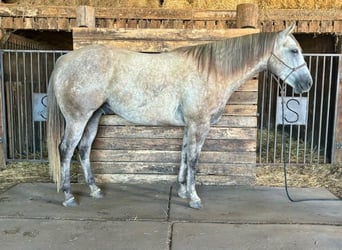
[278,79,295,202]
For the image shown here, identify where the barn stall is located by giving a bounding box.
[0,1,341,196]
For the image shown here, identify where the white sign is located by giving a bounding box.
[276,97,308,125]
[33,93,47,121]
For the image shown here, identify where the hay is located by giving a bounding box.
[258,129,322,164]
[163,0,191,9]
[259,0,342,9]
[0,162,79,192]
[10,0,342,9]
[0,162,341,198]
[256,164,342,198]
[192,0,257,9]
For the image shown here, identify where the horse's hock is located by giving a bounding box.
[73,5,260,185]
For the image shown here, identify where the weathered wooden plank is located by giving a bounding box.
[92,173,255,185]
[91,162,255,175]
[334,21,342,34]
[237,79,258,91]
[99,114,257,127]
[92,138,256,152]
[95,8,236,20]
[224,105,257,117]
[227,91,258,105]
[333,40,342,163]
[73,40,202,52]
[90,150,255,164]
[73,28,258,42]
[96,126,256,140]
[0,6,76,18]
[72,28,260,51]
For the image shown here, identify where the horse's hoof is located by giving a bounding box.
[62,197,78,207]
[189,200,202,209]
[90,189,103,199]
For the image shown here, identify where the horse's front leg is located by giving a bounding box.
[178,127,188,199]
[186,122,210,209]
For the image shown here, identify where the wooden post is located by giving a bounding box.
[76,5,95,28]
[333,36,342,163]
[236,3,258,29]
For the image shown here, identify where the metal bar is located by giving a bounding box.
[317,56,327,163]
[22,51,29,160]
[310,56,319,163]
[15,51,23,159]
[7,52,13,159]
[323,56,333,163]
[37,52,43,160]
[0,50,8,161]
[258,72,266,164]
[268,74,275,163]
[303,55,312,164]
[30,51,36,160]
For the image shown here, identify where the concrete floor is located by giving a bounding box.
[0,183,341,250]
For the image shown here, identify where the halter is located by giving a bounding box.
[269,51,308,83]
[268,35,308,84]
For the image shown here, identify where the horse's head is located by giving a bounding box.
[268,24,313,94]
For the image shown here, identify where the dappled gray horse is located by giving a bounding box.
[47,24,312,208]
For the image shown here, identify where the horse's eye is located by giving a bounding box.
[291,49,299,54]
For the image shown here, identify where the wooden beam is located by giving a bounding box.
[333,37,342,163]
[73,28,259,51]
[76,5,95,28]
[236,3,258,28]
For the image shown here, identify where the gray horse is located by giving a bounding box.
[47,24,312,208]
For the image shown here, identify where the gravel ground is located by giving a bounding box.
[1,162,341,198]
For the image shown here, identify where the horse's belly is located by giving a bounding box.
[107,99,185,126]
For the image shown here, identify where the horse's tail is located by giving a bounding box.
[47,74,64,191]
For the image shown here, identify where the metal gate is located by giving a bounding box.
[258,54,341,165]
[0,50,67,162]
[0,51,341,165]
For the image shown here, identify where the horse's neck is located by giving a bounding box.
[223,57,268,94]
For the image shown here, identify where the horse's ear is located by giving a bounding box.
[280,23,296,38]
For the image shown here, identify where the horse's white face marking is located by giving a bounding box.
[268,24,313,94]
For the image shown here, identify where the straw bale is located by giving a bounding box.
[117,0,160,8]
[9,0,342,9]
[163,0,192,9]
[259,0,342,9]
[191,0,257,9]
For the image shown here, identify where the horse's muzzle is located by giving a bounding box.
[294,75,313,94]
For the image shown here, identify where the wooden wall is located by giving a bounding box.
[91,80,258,185]
[73,27,259,185]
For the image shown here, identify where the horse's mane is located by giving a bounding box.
[174,32,278,79]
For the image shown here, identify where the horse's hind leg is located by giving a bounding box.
[78,108,103,199]
[59,121,89,207]
[178,127,188,199]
